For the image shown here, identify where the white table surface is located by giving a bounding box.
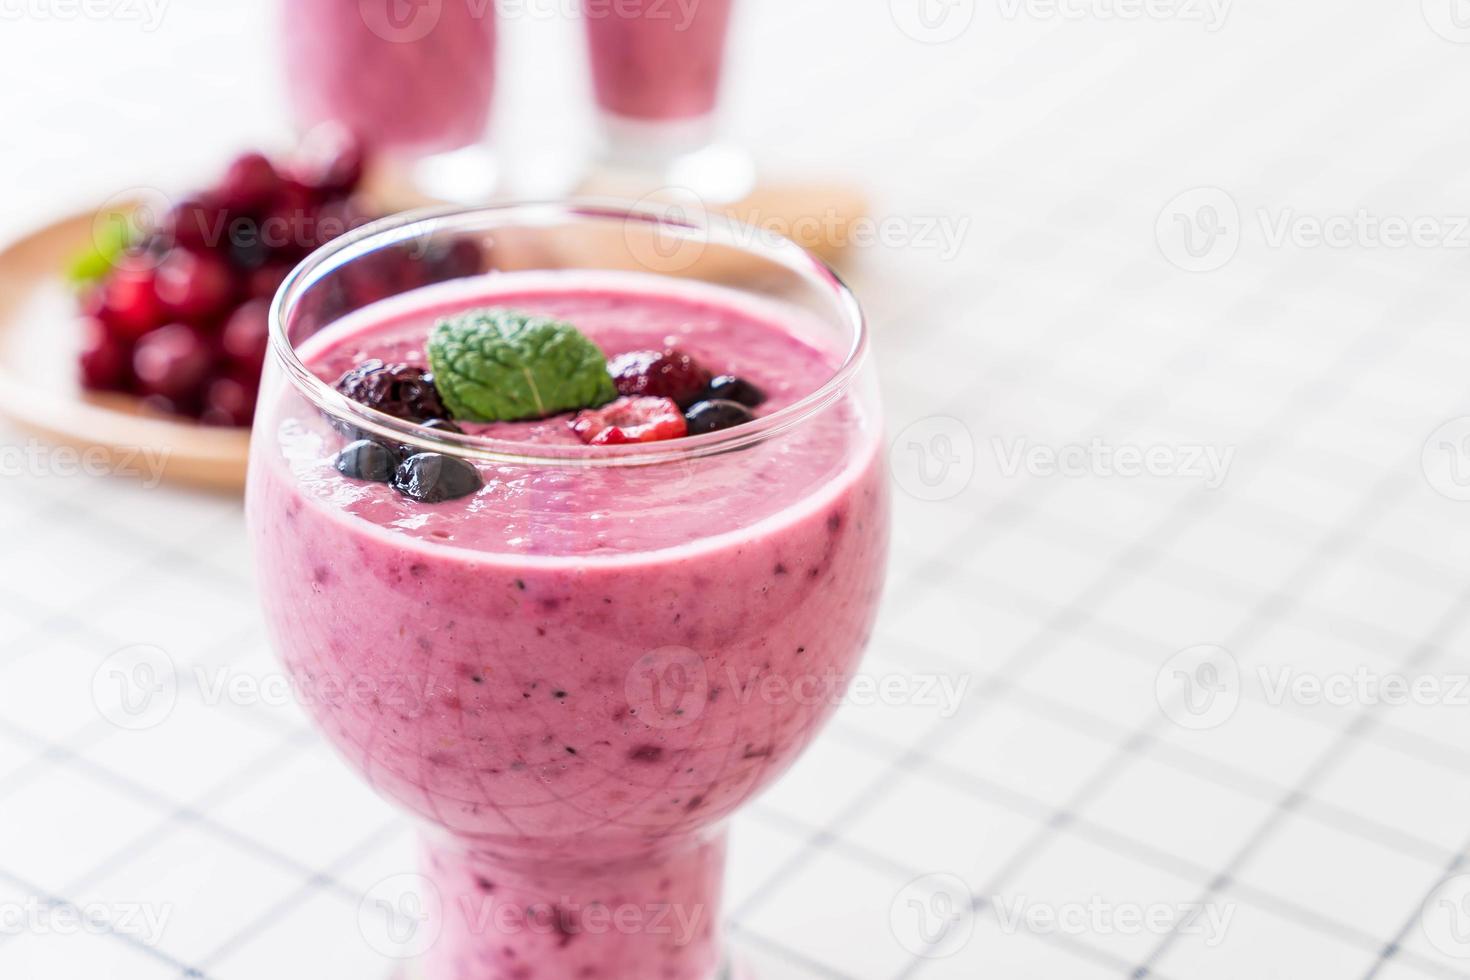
[5,1,1470,978]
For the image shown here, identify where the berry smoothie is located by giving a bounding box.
[248,271,887,979]
[281,0,497,155]
[583,0,734,121]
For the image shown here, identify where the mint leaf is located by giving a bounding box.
[427,308,618,422]
[65,217,132,288]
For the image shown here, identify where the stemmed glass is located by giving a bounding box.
[581,0,755,202]
[279,0,500,202]
[246,203,888,979]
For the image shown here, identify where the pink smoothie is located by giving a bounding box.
[281,0,497,155]
[584,0,734,121]
[247,272,887,979]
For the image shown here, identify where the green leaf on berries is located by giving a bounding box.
[427,308,617,422]
[65,218,132,288]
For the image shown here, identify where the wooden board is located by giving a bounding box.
[0,210,250,491]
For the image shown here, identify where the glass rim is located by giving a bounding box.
[268,200,869,467]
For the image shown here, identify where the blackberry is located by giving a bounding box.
[334,359,449,422]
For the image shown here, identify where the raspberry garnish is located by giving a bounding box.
[607,348,711,408]
[569,396,687,445]
[334,359,450,422]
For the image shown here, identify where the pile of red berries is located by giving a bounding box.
[76,128,371,427]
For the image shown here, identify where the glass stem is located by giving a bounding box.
[419,828,727,980]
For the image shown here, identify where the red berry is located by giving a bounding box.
[288,124,365,199]
[217,152,282,214]
[133,324,213,400]
[262,179,319,257]
[154,249,235,321]
[315,197,373,249]
[607,348,711,408]
[570,396,687,445]
[78,318,130,392]
[98,256,164,340]
[165,195,228,250]
[200,376,256,427]
[221,299,271,375]
[247,262,292,300]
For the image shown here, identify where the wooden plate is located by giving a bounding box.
[0,209,250,491]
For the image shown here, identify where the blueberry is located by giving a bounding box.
[685,399,755,436]
[334,440,397,483]
[704,375,766,408]
[393,453,483,503]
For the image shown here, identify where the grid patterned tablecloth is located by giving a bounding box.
[6,1,1470,978]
